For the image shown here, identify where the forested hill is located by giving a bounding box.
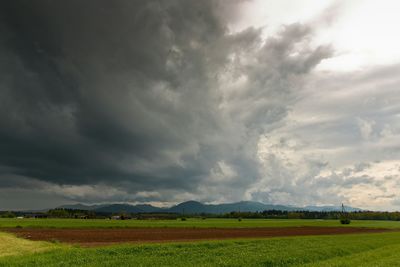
[58,201,361,214]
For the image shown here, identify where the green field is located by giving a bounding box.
[0,232,58,258]
[1,218,400,229]
[1,231,400,266]
[1,218,400,266]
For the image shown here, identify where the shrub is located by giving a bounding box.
[340,218,351,224]
[1,211,16,218]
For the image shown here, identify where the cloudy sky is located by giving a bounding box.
[1,0,400,211]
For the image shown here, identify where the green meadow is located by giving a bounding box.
[0,232,56,258]
[1,231,400,266]
[1,218,400,229]
[1,218,400,266]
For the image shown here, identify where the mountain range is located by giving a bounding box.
[58,201,361,214]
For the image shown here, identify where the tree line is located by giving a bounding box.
[219,210,400,221]
[2,209,400,221]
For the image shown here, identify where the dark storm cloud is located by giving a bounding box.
[1,0,221,186]
[0,0,331,205]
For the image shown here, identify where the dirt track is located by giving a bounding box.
[5,227,390,246]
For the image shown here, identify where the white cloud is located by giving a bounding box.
[357,118,376,141]
[237,0,400,72]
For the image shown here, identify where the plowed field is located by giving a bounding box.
[5,227,389,246]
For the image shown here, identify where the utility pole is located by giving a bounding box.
[340,203,350,224]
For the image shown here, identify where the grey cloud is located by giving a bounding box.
[0,0,333,208]
[392,198,400,207]
[285,63,400,168]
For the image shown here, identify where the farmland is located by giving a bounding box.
[5,226,388,245]
[0,218,400,266]
[1,218,400,229]
[1,230,400,266]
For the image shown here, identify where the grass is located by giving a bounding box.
[303,243,400,267]
[0,232,59,258]
[1,218,400,229]
[1,232,400,266]
[1,219,400,266]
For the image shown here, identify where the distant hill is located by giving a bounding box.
[95,204,164,213]
[57,201,362,214]
[58,204,107,211]
[168,201,298,214]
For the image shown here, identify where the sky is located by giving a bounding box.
[1,0,400,211]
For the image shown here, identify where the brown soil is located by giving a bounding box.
[5,227,389,247]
